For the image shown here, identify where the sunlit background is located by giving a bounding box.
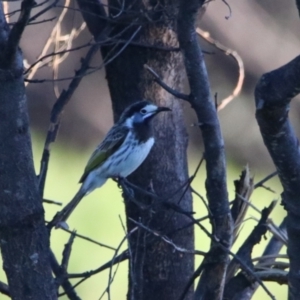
[1,0,299,298]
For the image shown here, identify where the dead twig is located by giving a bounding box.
[196,27,244,111]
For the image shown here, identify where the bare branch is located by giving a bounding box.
[61,231,76,272]
[43,198,62,206]
[255,54,300,299]
[224,202,277,299]
[28,0,59,23]
[254,171,278,189]
[177,1,233,299]
[49,250,81,300]
[59,228,116,250]
[227,201,276,281]
[256,269,288,284]
[0,281,9,297]
[129,218,206,256]
[4,0,35,66]
[196,27,244,111]
[144,64,190,100]
[61,229,137,297]
[67,250,129,279]
[38,43,99,197]
[231,166,254,244]
[233,218,287,300]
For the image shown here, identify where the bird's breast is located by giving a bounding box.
[99,136,155,178]
[117,137,155,177]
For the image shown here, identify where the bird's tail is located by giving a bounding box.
[48,189,86,230]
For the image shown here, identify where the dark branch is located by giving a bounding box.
[226,201,276,284]
[254,172,278,190]
[0,281,9,297]
[231,166,254,244]
[144,64,190,100]
[49,251,81,300]
[76,0,108,38]
[67,250,129,279]
[28,0,59,23]
[233,218,287,300]
[177,1,233,299]
[61,231,76,272]
[4,0,35,66]
[255,54,300,299]
[38,43,99,197]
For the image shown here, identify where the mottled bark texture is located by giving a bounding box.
[76,1,194,299]
[255,55,300,300]
[107,3,194,300]
[0,3,56,300]
[177,1,233,300]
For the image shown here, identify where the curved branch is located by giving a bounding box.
[255,55,300,299]
[196,28,245,111]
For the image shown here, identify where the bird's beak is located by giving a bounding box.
[155,106,172,113]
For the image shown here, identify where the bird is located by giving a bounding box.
[50,100,171,229]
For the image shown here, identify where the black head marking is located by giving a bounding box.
[119,100,153,123]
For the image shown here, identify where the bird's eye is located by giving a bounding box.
[140,108,147,114]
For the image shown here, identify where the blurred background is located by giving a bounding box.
[2,0,299,298]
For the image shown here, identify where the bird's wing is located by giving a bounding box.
[79,125,129,183]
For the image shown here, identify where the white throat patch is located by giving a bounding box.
[125,115,134,128]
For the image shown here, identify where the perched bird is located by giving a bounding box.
[51,100,171,228]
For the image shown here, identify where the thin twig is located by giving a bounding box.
[253,254,288,263]
[196,27,244,111]
[43,198,62,206]
[67,250,129,279]
[144,64,190,100]
[61,230,76,272]
[129,218,206,256]
[60,227,116,251]
[60,230,137,297]
[254,171,278,189]
[38,43,99,197]
[50,250,81,300]
[255,270,287,284]
[28,0,59,23]
[184,212,275,300]
[222,0,232,20]
[26,17,57,25]
[25,25,142,83]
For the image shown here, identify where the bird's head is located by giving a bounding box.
[120,100,171,128]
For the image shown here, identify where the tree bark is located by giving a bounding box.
[255,55,300,300]
[107,3,194,300]
[76,1,194,299]
[0,3,56,300]
[177,1,232,299]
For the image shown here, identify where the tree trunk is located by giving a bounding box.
[105,3,194,300]
[76,0,194,299]
[0,4,56,300]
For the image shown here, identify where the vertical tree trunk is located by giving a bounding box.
[105,2,194,300]
[0,4,56,300]
[76,1,194,298]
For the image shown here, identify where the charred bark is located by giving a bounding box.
[0,2,56,300]
[255,55,300,299]
[76,1,194,299]
[177,1,233,299]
